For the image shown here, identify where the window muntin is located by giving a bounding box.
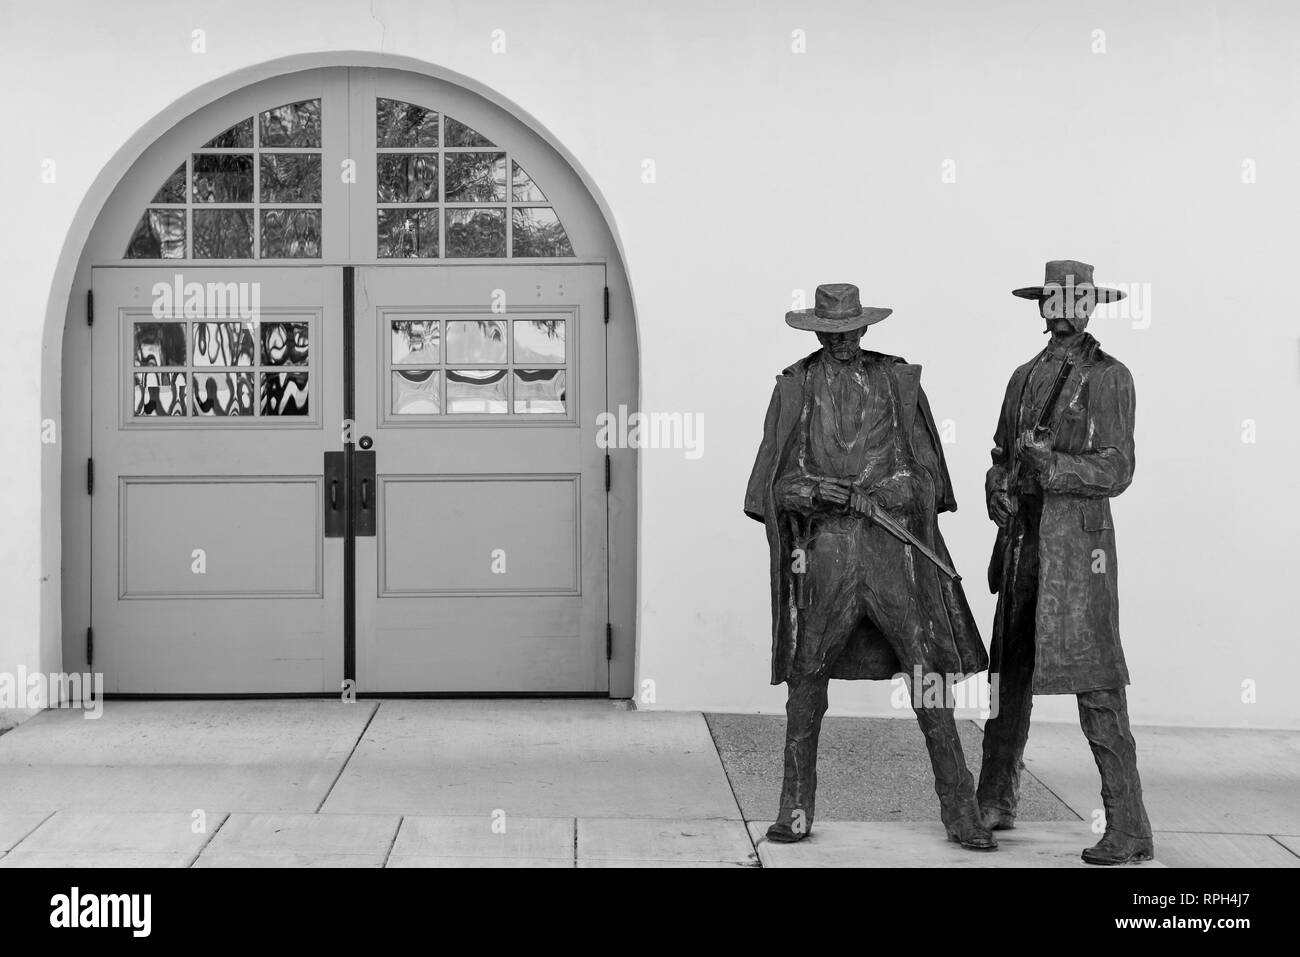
[376,99,574,260]
[388,315,568,417]
[123,96,576,260]
[126,100,323,260]
[131,315,312,418]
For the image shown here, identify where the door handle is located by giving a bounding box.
[323,451,345,538]
[353,450,376,537]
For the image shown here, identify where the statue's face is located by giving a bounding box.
[1038,286,1097,334]
[816,327,866,362]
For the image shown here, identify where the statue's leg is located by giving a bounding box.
[767,525,858,843]
[858,537,996,850]
[976,507,1040,829]
[1077,687,1155,864]
[767,674,831,842]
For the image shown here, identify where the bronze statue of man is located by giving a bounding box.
[745,283,994,850]
[978,260,1154,865]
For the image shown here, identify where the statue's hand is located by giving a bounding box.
[988,489,1013,527]
[813,479,850,508]
[1016,429,1054,472]
[849,487,875,517]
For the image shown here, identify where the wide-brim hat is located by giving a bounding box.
[1013,259,1126,303]
[786,283,892,332]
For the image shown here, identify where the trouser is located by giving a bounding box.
[779,674,978,831]
[776,516,977,831]
[976,505,1151,839]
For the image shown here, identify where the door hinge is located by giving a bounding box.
[604,453,611,491]
[86,289,93,327]
[603,286,610,324]
[86,626,93,667]
[606,622,613,660]
[86,457,94,495]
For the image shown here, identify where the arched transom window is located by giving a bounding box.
[125,97,574,261]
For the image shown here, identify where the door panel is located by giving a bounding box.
[91,267,343,693]
[354,264,608,692]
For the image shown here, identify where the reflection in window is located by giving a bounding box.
[377,208,437,258]
[259,100,321,148]
[134,372,187,416]
[391,320,441,364]
[375,100,574,260]
[513,369,566,413]
[261,209,321,259]
[445,208,506,258]
[260,372,309,416]
[193,372,256,416]
[193,322,255,367]
[194,209,254,259]
[126,100,322,259]
[513,208,574,257]
[392,370,441,414]
[513,320,565,363]
[385,316,570,418]
[134,322,187,367]
[446,369,508,413]
[446,320,506,363]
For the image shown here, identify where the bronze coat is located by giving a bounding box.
[744,350,986,685]
[986,334,1135,694]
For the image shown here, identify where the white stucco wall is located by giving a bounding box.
[2,0,1296,728]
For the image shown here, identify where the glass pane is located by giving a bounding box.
[513,208,574,257]
[511,161,547,202]
[391,319,441,364]
[377,98,438,147]
[443,116,495,147]
[446,369,508,413]
[513,319,566,363]
[446,320,506,363]
[192,372,255,416]
[261,322,309,366]
[125,209,185,259]
[134,322,186,366]
[152,164,187,203]
[392,370,441,414]
[192,155,253,202]
[133,372,187,417]
[444,153,506,202]
[445,208,505,258]
[193,322,256,366]
[513,369,567,413]
[260,372,309,415]
[377,154,438,202]
[193,209,253,258]
[261,209,321,259]
[377,208,437,258]
[260,154,321,202]
[259,100,321,147]
[201,118,253,148]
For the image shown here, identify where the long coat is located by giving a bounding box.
[986,334,1135,694]
[745,350,986,685]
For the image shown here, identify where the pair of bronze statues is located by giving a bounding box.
[744,260,1153,865]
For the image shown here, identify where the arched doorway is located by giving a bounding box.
[58,62,638,696]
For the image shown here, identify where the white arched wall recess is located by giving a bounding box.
[46,54,639,697]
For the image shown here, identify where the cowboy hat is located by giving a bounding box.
[1013,260,1126,303]
[785,283,892,332]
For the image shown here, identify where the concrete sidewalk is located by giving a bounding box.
[0,700,1295,867]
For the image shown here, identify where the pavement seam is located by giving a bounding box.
[381,815,403,868]
[187,811,231,868]
[702,712,764,868]
[316,699,382,813]
[0,809,58,860]
[1266,834,1300,860]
